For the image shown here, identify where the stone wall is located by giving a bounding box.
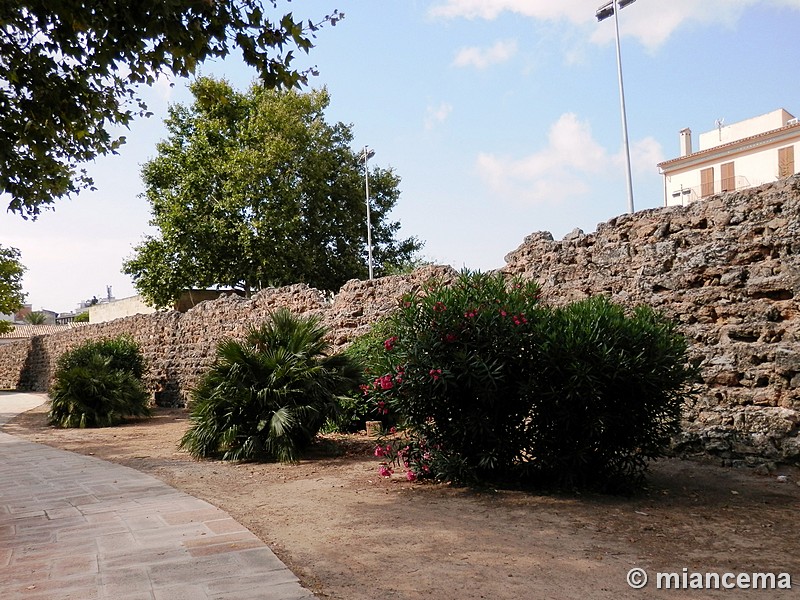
[2,176,800,465]
[501,175,800,465]
[0,268,456,405]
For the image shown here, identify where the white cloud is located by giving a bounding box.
[629,136,665,175]
[476,113,608,205]
[424,101,453,130]
[431,0,800,50]
[453,40,518,69]
[430,0,587,23]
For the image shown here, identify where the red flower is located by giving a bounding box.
[429,368,442,381]
[376,375,394,390]
[384,336,398,351]
[433,301,446,312]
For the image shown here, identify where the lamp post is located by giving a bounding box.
[361,145,376,280]
[596,0,636,214]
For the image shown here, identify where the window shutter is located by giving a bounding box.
[779,146,795,178]
[701,167,714,197]
[721,162,735,192]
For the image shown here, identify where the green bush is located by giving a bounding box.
[180,308,363,462]
[366,270,695,491]
[523,296,694,490]
[55,335,146,378]
[49,336,150,428]
[367,270,543,482]
[324,319,396,433]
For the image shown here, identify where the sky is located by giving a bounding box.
[3,0,800,313]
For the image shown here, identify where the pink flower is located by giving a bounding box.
[378,465,393,477]
[384,336,398,351]
[376,375,394,390]
[429,368,442,381]
[389,426,397,434]
[374,445,386,457]
[443,333,458,343]
[433,301,446,312]
[500,309,508,317]
[406,470,417,482]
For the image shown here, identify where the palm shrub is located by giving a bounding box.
[180,308,363,462]
[49,336,150,428]
[366,270,695,491]
[55,335,146,378]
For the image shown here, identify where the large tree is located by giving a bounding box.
[0,245,26,333]
[123,77,422,308]
[1,1,342,219]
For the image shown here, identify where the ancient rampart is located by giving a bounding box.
[502,176,800,465]
[2,175,800,465]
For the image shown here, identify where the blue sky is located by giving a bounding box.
[3,0,800,312]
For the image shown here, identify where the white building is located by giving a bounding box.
[658,109,800,206]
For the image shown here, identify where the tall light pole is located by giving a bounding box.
[361,145,376,280]
[597,0,636,214]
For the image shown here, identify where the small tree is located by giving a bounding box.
[0,245,26,334]
[181,309,363,462]
[25,312,46,325]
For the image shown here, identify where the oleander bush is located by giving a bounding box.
[180,308,363,462]
[49,336,150,428]
[521,296,695,490]
[366,270,695,491]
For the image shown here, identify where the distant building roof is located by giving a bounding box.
[0,323,87,340]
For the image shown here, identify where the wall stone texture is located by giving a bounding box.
[501,175,800,466]
[2,176,800,466]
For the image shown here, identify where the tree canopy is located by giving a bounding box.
[123,77,422,308]
[1,1,342,219]
[0,245,26,333]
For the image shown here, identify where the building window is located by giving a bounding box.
[779,146,795,178]
[701,167,714,197]
[721,161,735,192]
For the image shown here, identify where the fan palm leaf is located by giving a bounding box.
[180,308,363,461]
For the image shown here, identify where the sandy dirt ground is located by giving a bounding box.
[4,403,800,599]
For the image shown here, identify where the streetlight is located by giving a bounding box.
[361,145,376,280]
[596,0,636,214]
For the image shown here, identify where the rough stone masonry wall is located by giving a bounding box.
[501,175,800,466]
[2,176,800,465]
[0,268,457,406]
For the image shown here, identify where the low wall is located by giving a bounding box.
[2,176,800,466]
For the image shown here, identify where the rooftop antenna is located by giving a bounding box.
[715,118,725,141]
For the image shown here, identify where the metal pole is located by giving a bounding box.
[612,0,635,214]
[363,146,374,280]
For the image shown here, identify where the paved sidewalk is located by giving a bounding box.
[0,392,316,600]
